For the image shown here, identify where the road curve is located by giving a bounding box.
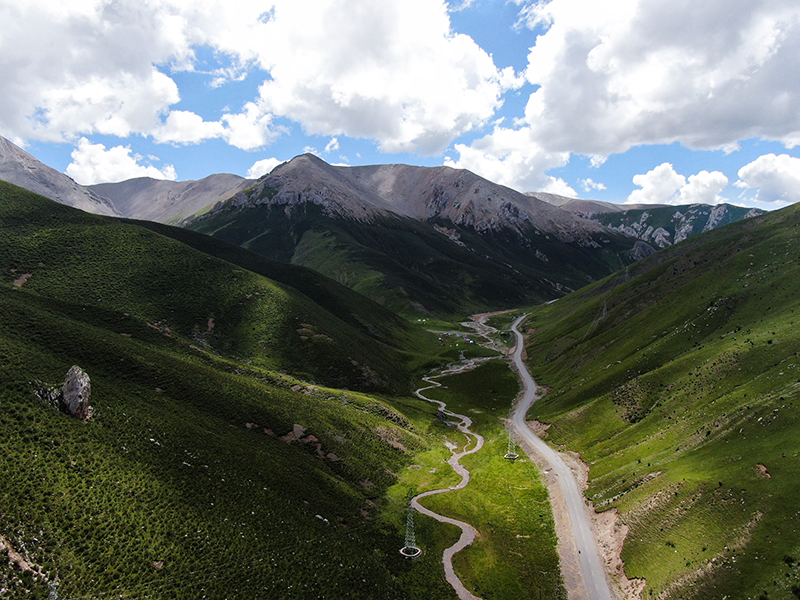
[508,316,613,600]
[412,367,486,600]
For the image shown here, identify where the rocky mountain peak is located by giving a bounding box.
[0,136,119,216]
[212,154,608,245]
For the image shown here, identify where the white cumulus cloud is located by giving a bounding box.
[219,101,280,150]
[324,137,340,154]
[579,178,606,193]
[627,163,728,205]
[66,137,177,185]
[0,0,516,157]
[0,0,190,142]
[627,163,686,205]
[736,153,800,204]
[515,0,800,155]
[247,157,281,179]
[444,127,575,195]
[154,110,226,145]
[249,0,519,154]
[676,170,730,205]
[448,0,800,192]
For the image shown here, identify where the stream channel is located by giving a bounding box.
[406,312,509,600]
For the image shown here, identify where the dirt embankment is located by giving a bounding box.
[1,535,48,579]
[559,449,646,600]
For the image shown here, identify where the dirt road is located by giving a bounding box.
[509,315,613,600]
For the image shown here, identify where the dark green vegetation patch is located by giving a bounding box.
[188,200,637,319]
[521,203,800,599]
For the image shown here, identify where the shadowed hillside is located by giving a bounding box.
[0,180,455,599]
[1,181,440,394]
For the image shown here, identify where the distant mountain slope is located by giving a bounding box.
[593,203,764,248]
[90,174,254,223]
[188,154,644,317]
[534,191,764,248]
[520,202,800,599]
[0,135,119,216]
[529,191,664,214]
[0,179,450,598]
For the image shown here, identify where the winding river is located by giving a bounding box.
[411,359,488,600]
[410,312,613,600]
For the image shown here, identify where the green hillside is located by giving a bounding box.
[187,201,635,318]
[1,182,441,395]
[0,181,454,598]
[520,203,800,599]
[125,218,439,381]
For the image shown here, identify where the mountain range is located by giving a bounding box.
[0,136,763,317]
[186,153,648,316]
[0,136,253,224]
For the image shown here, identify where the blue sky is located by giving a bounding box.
[2,0,800,210]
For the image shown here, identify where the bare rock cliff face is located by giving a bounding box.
[0,136,119,216]
[211,154,610,246]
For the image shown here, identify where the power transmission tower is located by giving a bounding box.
[504,435,519,460]
[400,500,421,558]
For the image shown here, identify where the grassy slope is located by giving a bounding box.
[0,181,453,598]
[127,218,434,370]
[187,202,635,319]
[2,182,441,395]
[520,203,800,599]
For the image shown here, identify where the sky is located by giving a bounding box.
[2,0,800,210]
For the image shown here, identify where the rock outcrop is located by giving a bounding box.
[542,196,766,249]
[35,365,92,420]
[61,365,91,419]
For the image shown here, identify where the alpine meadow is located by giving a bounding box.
[3,2,800,599]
